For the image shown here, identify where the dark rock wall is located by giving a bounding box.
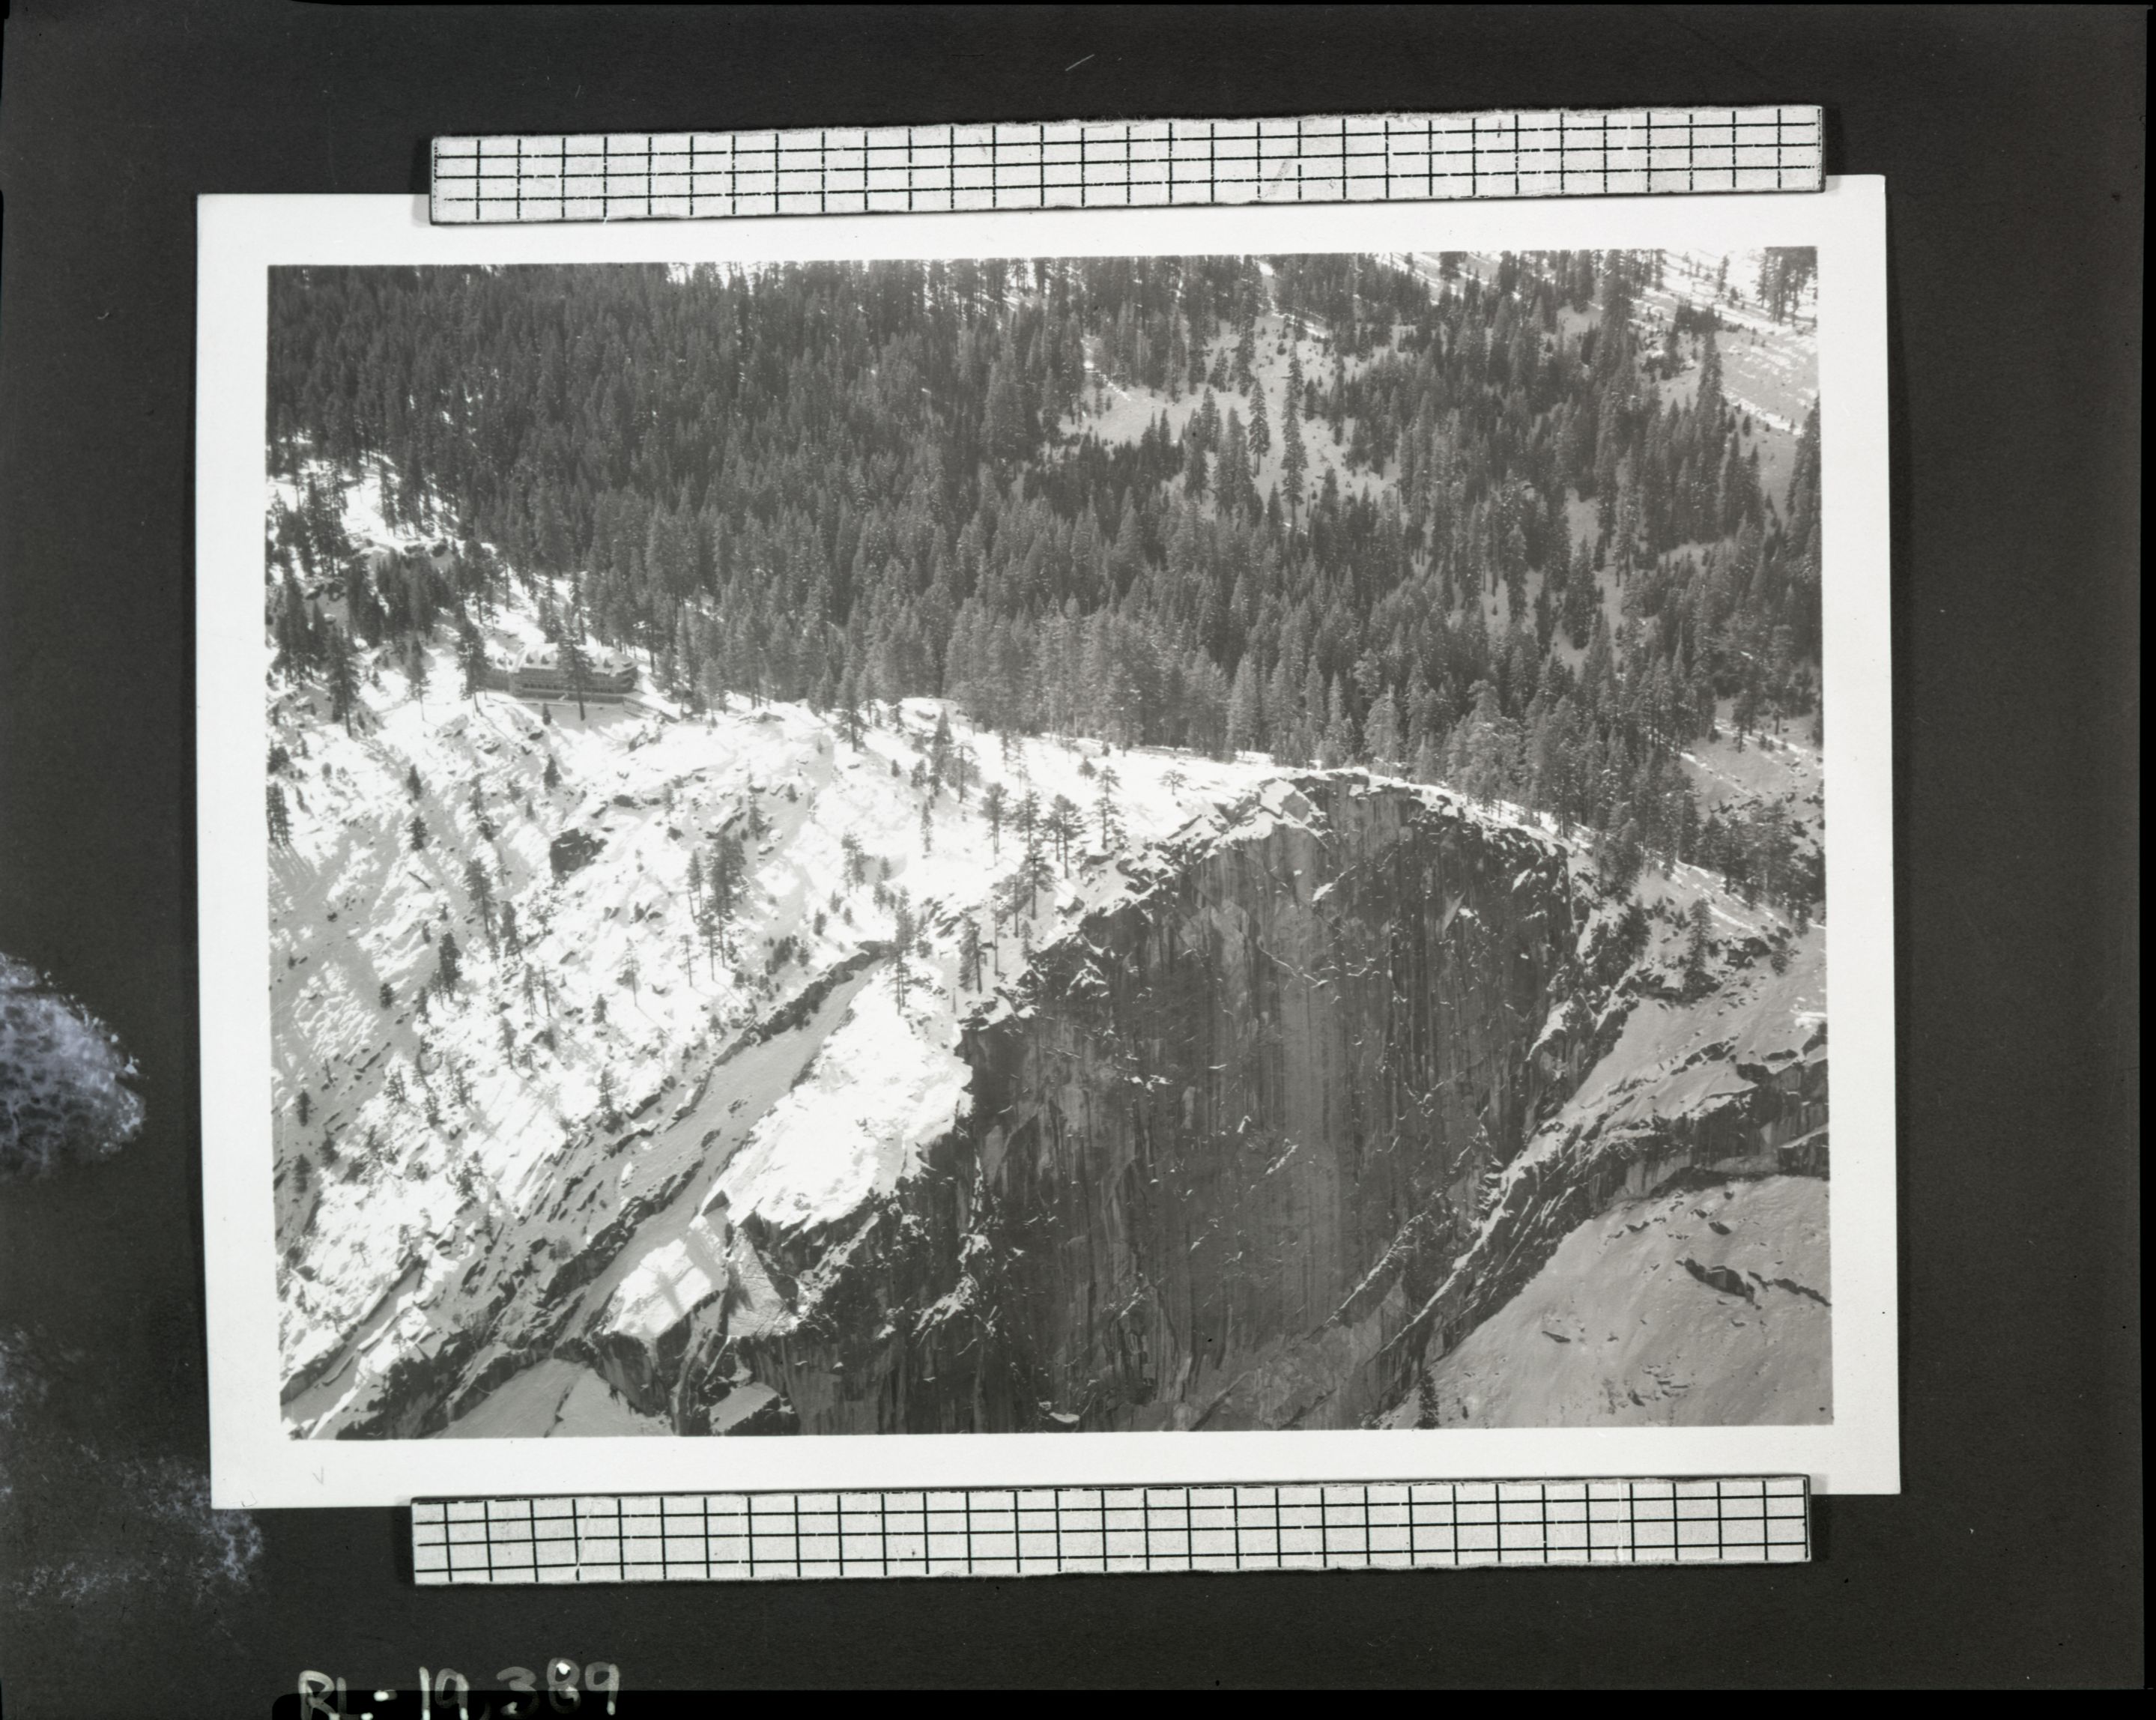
[435,775,1828,1441]
[701,779,1597,1435]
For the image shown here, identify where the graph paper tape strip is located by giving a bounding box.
[430,108,1823,223]
[413,1477,1810,1584]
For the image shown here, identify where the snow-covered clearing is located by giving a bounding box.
[1062,306,1396,514]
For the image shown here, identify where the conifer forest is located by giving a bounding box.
[269,249,1823,912]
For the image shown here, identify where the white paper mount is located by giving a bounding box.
[414,1477,1810,1583]
[430,107,1823,223]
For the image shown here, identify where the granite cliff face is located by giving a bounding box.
[661,777,1574,1432]
[638,775,1827,1437]
[345,766,1828,1441]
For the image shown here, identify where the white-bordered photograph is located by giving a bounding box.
[198,184,1895,1507]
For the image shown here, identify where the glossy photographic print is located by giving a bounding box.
[198,188,1897,1505]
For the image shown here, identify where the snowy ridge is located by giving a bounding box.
[270,467,1318,1434]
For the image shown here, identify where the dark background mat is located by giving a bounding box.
[0,3,2140,1702]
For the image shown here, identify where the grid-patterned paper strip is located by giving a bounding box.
[413,1477,1809,1583]
[431,109,1823,223]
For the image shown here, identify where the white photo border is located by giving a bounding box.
[199,183,1897,1506]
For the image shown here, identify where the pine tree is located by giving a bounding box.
[697,891,724,977]
[1226,654,1262,754]
[929,708,954,780]
[267,782,292,847]
[1093,766,1122,852]
[273,565,311,671]
[1364,685,1403,767]
[957,917,983,993]
[1320,676,1356,767]
[707,827,746,930]
[457,614,487,700]
[1683,895,1714,996]
[889,894,915,1013]
[1456,682,1518,805]
[408,811,429,851]
[1217,408,1249,516]
[1048,793,1082,871]
[402,633,431,712]
[463,858,494,939]
[1599,814,1645,897]
[1280,405,1307,529]
[559,632,592,721]
[1697,326,1725,424]
[982,781,1008,854]
[436,930,461,991]
[323,623,358,733]
[1734,678,1762,740]
[1110,506,1145,596]
[1018,830,1055,916]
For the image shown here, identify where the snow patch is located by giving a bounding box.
[602,1214,729,1345]
[710,980,969,1232]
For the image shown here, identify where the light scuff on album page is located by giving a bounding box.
[196,183,1897,1506]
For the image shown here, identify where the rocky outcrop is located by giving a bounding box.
[1390,935,1827,1396]
[548,829,604,879]
[661,775,1828,1435]
[427,772,1828,1438]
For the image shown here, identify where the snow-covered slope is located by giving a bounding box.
[268,473,1298,1435]
[268,465,1828,1441]
[1413,1175,1829,1427]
